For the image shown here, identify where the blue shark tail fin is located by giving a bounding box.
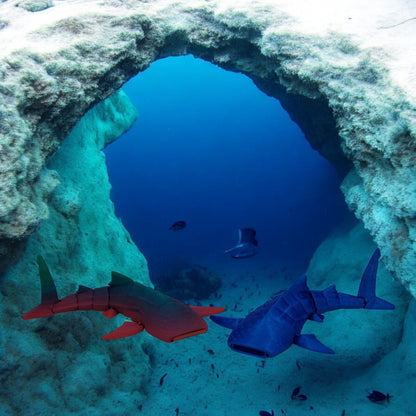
[358,249,394,310]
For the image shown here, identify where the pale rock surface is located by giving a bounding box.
[305,223,410,368]
[0,90,152,415]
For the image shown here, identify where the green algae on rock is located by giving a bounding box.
[16,0,53,12]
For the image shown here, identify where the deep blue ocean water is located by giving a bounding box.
[104,55,352,280]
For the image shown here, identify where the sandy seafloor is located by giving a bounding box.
[132,224,412,416]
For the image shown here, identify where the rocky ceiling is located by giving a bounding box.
[0,0,415,296]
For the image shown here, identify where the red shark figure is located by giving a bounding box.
[23,256,225,342]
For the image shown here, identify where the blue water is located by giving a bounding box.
[104,55,352,279]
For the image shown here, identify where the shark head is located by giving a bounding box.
[226,313,295,358]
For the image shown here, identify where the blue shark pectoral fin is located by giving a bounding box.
[224,247,235,253]
[225,243,244,254]
[210,315,242,330]
[102,321,144,340]
[294,334,335,354]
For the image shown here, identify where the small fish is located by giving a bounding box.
[259,411,274,416]
[159,373,167,386]
[367,390,392,403]
[169,221,186,231]
[291,386,301,400]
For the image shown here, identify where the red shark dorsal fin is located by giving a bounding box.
[37,255,59,304]
[102,321,144,340]
[110,271,134,287]
[77,285,92,294]
[23,256,59,320]
[189,305,226,317]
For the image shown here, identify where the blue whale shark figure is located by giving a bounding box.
[211,249,394,358]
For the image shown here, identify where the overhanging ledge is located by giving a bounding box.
[0,0,415,295]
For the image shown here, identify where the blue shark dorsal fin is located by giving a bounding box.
[77,285,92,294]
[110,271,134,287]
[293,334,335,354]
[309,313,325,322]
[289,276,309,294]
[210,315,242,330]
[323,284,337,295]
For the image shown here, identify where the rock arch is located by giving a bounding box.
[1,1,415,295]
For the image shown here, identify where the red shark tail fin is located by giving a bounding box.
[23,255,59,320]
[189,305,225,317]
[23,303,55,320]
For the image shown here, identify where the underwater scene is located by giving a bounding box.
[101,56,412,416]
[1,1,416,416]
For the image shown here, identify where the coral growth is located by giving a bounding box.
[15,0,53,12]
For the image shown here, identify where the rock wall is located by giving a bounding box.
[0,0,415,295]
[0,90,152,415]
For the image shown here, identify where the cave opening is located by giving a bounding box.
[104,55,354,282]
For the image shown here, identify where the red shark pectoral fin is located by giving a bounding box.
[102,308,119,319]
[189,305,226,317]
[102,321,144,340]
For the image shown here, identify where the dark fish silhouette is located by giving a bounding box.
[291,387,301,399]
[169,221,186,231]
[367,390,392,403]
[259,411,274,416]
[225,228,258,259]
